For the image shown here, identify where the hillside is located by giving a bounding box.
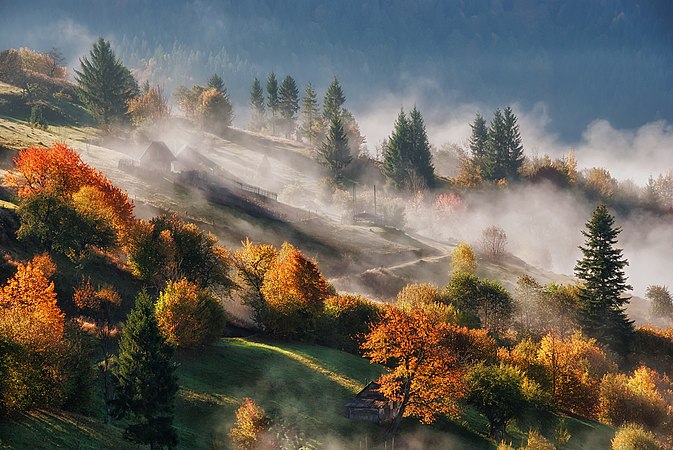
[0,336,616,450]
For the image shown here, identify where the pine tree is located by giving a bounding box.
[249,77,266,132]
[317,116,352,181]
[574,204,633,353]
[278,75,300,138]
[408,106,435,189]
[383,109,412,190]
[300,83,320,145]
[112,290,178,449]
[75,38,138,128]
[323,76,345,122]
[484,109,508,181]
[207,73,225,93]
[266,72,279,135]
[502,107,524,180]
[469,113,488,168]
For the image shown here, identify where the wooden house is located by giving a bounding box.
[139,141,175,172]
[345,381,397,424]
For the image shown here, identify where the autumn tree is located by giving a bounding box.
[127,84,169,126]
[155,278,227,348]
[611,424,660,450]
[112,290,178,449]
[479,225,508,260]
[73,278,121,422]
[575,204,633,354]
[232,239,279,327]
[230,398,271,450]
[451,242,477,275]
[260,242,330,340]
[361,307,467,435]
[319,294,379,353]
[249,77,266,132]
[199,86,233,133]
[75,38,138,128]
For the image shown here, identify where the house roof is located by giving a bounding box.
[345,381,389,409]
[140,141,176,163]
[176,144,218,169]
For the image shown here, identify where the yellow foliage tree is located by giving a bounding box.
[451,242,477,274]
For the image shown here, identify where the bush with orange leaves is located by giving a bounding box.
[260,242,330,340]
[230,398,272,450]
[598,366,672,432]
[155,278,226,348]
[361,306,468,434]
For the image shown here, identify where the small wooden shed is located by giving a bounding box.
[139,141,176,172]
[345,381,397,424]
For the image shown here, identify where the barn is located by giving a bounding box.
[139,141,176,172]
[345,381,397,424]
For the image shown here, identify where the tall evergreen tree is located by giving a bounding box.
[502,107,524,180]
[207,73,225,93]
[75,37,138,128]
[574,205,633,353]
[323,76,345,121]
[469,113,488,167]
[484,109,509,181]
[300,82,320,145]
[408,106,435,189]
[112,290,178,449]
[317,116,352,181]
[266,72,279,135]
[383,109,412,190]
[249,77,266,132]
[278,75,300,139]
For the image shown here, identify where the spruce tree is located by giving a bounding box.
[75,37,138,127]
[502,107,524,180]
[574,204,633,353]
[323,76,345,121]
[383,109,412,190]
[300,82,320,145]
[484,109,508,181]
[207,73,225,93]
[266,72,279,135]
[112,290,178,449]
[249,77,266,132]
[469,113,488,168]
[317,116,352,181]
[278,75,300,138]
[408,106,435,189]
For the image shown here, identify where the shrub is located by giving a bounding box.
[479,225,507,260]
[451,242,477,274]
[230,398,271,450]
[155,279,227,348]
[318,294,379,353]
[611,424,660,450]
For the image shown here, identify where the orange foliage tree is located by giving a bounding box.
[233,239,279,325]
[361,306,468,435]
[6,143,135,245]
[229,398,271,450]
[260,242,330,340]
[0,255,64,352]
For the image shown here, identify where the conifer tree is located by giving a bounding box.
[317,116,351,181]
[484,109,507,181]
[249,77,266,132]
[502,107,524,180]
[408,106,435,189]
[300,82,320,145]
[207,73,225,93]
[75,38,138,128]
[278,75,300,138]
[266,72,279,135]
[469,114,488,167]
[323,76,345,121]
[383,109,411,190]
[112,290,178,449]
[574,205,633,353]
